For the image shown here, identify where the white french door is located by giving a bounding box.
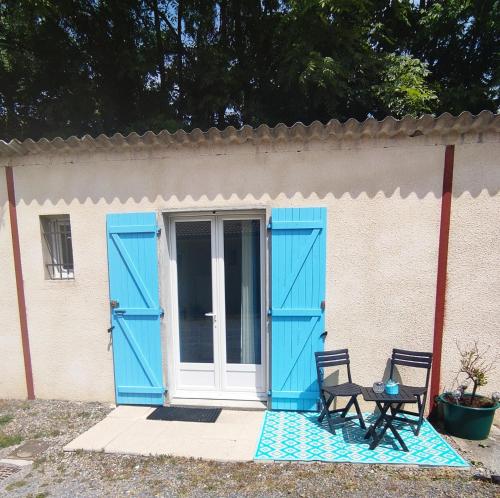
[169,213,266,400]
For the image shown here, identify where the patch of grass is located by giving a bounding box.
[5,480,27,491]
[0,414,13,425]
[0,431,22,448]
[35,493,49,498]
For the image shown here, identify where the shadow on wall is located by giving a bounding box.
[9,142,500,206]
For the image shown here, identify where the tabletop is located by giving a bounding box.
[360,386,418,403]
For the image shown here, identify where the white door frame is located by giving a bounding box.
[167,211,267,401]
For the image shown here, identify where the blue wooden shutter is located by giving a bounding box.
[270,207,327,410]
[106,212,164,405]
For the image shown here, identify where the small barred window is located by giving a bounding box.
[40,215,74,280]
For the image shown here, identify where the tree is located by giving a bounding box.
[0,0,497,140]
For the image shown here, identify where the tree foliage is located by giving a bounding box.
[0,0,498,140]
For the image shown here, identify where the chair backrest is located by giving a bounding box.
[390,348,433,387]
[315,349,352,386]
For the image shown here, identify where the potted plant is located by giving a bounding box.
[437,342,499,440]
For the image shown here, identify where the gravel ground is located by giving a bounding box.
[0,399,498,498]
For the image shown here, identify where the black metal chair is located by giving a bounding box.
[388,348,433,435]
[315,349,366,434]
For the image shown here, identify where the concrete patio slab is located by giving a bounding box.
[104,419,174,455]
[107,405,155,419]
[64,417,137,451]
[65,406,265,462]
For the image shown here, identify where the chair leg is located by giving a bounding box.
[318,393,333,422]
[352,397,366,429]
[340,397,355,418]
[325,396,336,434]
[416,395,425,436]
[318,393,336,434]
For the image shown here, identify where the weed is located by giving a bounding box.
[0,414,13,425]
[0,431,22,448]
[5,480,27,491]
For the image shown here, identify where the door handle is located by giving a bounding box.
[204,312,216,317]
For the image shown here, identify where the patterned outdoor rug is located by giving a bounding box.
[254,411,468,467]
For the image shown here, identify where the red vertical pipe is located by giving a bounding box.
[5,166,35,400]
[429,145,455,408]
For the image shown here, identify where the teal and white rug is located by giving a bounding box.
[254,411,468,467]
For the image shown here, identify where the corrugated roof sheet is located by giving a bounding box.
[0,111,498,157]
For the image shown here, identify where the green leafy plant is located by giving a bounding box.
[375,53,438,117]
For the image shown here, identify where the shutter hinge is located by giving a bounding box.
[156,227,161,237]
[267,308,272,316]
[267,390,272,397]
[267,218,272,230]
[160,308,165,318]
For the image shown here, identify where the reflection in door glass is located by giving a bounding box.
[224,220,261,364]
[176,221,213,363]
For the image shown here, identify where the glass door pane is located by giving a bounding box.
[223,219,261,364]
[175,221,214,363]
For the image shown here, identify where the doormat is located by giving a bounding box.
[254,411,469,467]
[147,406,222,423]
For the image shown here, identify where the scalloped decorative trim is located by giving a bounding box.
[1,111,498,157]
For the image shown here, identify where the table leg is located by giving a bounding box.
[369,402,409,452]
[384,404,409,452]
[368,403,393,449]
[364,402,390,440]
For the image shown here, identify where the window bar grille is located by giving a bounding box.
[43,220,74,280]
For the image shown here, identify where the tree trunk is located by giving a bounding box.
[471,381,478,405]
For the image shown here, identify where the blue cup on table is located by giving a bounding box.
[385,379,399,395]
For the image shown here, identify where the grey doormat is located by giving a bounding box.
[147,406,222,423]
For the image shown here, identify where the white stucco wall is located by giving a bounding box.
[0,171,27,398]
[1,131,498,404]
[442,142,500,397]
